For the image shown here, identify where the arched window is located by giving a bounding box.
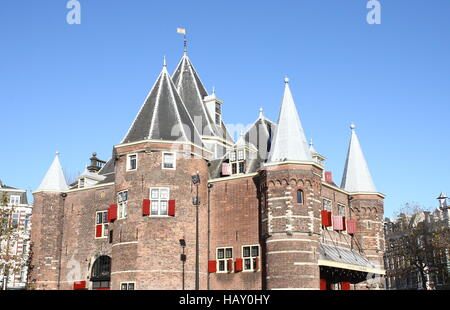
[297,190,304,204]
[91,256,111,289]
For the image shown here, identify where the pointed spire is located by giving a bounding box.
[36,152,69,192]
[268,77,312,163]
[309,138,317,154]
[341,124,377,193]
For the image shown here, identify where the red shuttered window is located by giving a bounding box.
[108,204,118,223]
[234,258,243,272]
[95,224,103,238]
[227,259,233,273]
[347,219,357,235]
[208,260,217,273]
[142,199,151,216]
[168,200,176,216]
[320,279,327,290]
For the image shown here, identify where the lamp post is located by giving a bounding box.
[179,239,186,290]
[191,171,201,290]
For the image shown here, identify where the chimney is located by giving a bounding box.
[325,171,333,184]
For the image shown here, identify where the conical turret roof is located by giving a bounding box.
[268,78,312,163]
[341,125,377,193]
[122,60,204,148]
[36,152,68,192]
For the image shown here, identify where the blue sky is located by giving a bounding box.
[1,1,449,218]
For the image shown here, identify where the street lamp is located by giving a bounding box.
[191,171,200,290]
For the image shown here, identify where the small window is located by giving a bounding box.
[9,195,20,205]
[117,191,128,219]
[322,199,332,212]
[121,282,135,290]
[79,178,85,189]
[242,245,260,271]
[215,103,221,125]
[24,214,31,231]
[217,247,233,273]
[229,148,245,175]
[162,152,176,170]
[230,152,236,162]
[150,188,170,216]
[11,213,19,228]
[338,204,346,216]
[127,154,137,171]
[297,190,304,204]
[96,211,109,238]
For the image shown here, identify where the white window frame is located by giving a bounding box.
[230,149,245,175]
[337,204,346,217]
[322,199,332,212]
[95,211,109,239]
[162,152,176,170]
[215,102,222,125]
[78,178,85,189]
[242,245,260,272]
[117,190,128,220]
[11,213,19,229]
[126,153,138,171]
[216,247,233,273]
[120,282,136,290]
[149,187,170,216]
[9,195,20,205]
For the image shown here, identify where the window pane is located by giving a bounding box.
[237,150,244,160]
[297,190,303,204]
[219,260,225,271]
[121,283,127,290]
[239,162,245,173]
[244,259,251,270]
[160,189,169,200]
[251,246,259,257]
[96,213,102,224]
[151,189,159,199]
[243,247,250,258]
[128,283,135,290]
[230,152,236,161]
[232,163,237,174]
[151,201,159,215]
[160,201,168,215]
[226,248,232,258]
[217,249,224,259]
[102,212,108,223]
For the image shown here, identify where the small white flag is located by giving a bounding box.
[177,28,186,35]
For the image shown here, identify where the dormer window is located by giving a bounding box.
[230,149,245,175]
[9,195,20,205]
[127,154,137,171]
[79,178,85,189]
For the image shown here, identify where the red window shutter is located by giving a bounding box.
[235,258,243,272]
[342,216,346,231]
[320,279,327,290]
[347,219,357,235]
[227,259,233,273]
[321,210,332,227]
[108,204,117,223]
[95,224,103,238]
[254,257,259,271]
[208,260,217,273]
[73,281,86,290]
[142,199,151,216]
[341,282,351,290]
[168,200,176,216]
[333,215,345,231]
[222,162,231,176]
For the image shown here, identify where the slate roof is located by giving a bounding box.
[172,55,234,145]
[122,63,204,148]
[268,78,312,163]
[98,158,115,184]
[244,109,276,163]
[340,125,377,193]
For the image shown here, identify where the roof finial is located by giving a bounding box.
[310,138,313,147]
[163,56,167,68]
[259,107,264,118]
[55,151,60,156]
[350,123,356,130]
[284,76,290,84]
[177,28,187,55]
[212,86,216,94]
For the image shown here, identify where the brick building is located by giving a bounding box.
[0,181,32,290]
[384,194,450,290]
[29,45,386,290]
